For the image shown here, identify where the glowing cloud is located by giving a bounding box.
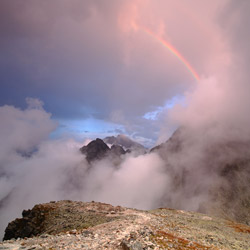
[142,27,200,82]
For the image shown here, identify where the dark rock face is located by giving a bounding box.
[80,138,129,163]
[110,145,126,156]
[80,135,146,163]
[150,128,183,155]
[3,205,49,240]
[80,138,110,163]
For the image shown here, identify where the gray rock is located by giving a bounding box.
[120,240,143,250]
[80,138,110,163]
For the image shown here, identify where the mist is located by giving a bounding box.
[0,100,170,239]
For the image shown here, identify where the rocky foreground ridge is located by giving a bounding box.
[1,200,250,249]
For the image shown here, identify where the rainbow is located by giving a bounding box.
[142,27,200,82]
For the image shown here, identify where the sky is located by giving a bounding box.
[0,0,233,147]
[1,0,250,239]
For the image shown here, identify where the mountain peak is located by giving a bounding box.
[80,138,110,163]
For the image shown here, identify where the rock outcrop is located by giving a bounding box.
[2,200,250,249]
[80,138,131,163]
[79,134,148,164]
[3,200,123,241]
[150,128,183,154]
[80,138,110,163]
[110,144,126,156]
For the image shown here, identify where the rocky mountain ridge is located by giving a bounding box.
[79,131,250,228]
[150,128,250,227]
[80,138,126,164]
[80,135,146,163]
[1,200,250,249]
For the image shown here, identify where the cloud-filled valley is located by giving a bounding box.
[0,102,169,238]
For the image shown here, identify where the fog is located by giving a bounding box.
[0,100,170,239]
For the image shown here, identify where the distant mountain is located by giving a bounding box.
[79,131,250,226]
[104,134,146,151]
[80,135,146,163]
[150,128,183,154]
[150,127,250,226]
[80,138,126,163]
[80,138,110,163]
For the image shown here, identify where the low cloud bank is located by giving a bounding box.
[0,101,170,239]
[2,72,250,241]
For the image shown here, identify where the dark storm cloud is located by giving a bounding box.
[0,0,217,130]
[0,0,122,117]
